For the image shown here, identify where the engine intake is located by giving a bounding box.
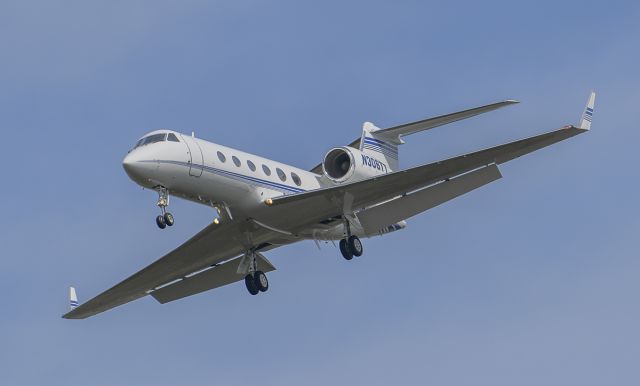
[322,147,355,182]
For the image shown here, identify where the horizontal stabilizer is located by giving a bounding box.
[373,100,519,143]
[357,164,502,233]
[150,253,275,304]
[310,99,518,173]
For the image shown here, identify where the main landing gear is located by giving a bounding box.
[155,187,175,229]
[339,217,364,260]
[339,236,363,260]
[245,271,269,295]
[243,251,269,295]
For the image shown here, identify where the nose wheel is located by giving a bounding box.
[155,187,175,229]
[155,212,175,229]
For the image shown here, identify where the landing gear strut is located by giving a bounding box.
[155,187,175,229]
[243,251,269,295]
[339,217,363,260]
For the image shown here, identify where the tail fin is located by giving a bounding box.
[579,91,596,130]
[69,287,79,310]
[360,122,400,171]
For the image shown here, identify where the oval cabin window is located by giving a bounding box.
[291,172,302,186]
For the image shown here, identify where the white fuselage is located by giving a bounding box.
[122,130,403,241]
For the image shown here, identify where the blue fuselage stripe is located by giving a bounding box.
[156,160,306,193]
[362,143,398,157]
[363,144,399,159]
[363,138,398,154]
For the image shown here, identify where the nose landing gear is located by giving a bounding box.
[155,187,175,229]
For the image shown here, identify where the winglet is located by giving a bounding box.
[579,91,596,130]
[69,287,79,310]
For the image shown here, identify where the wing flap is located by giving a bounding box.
[357,164,502,233]
[151,254,276,304]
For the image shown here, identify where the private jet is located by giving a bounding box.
[63,92,595,319]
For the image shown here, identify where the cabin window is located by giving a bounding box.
[217,151,226,163]
[276,168,286,182]
[232,156,241,167]
[291,172,302,186]
[247,160,256,172]
[262,164,271,176]
[167,133,180,142]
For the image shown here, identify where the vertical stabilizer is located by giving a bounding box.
[360,122,400,171]
[579,91,596,130]
[69,287,79,310]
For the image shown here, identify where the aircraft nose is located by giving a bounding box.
[122,152,144,180]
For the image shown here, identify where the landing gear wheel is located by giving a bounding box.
[339,239,353,260]
[245,274,259,295]
[254,271,269,292]
[348,235,363,257]
[156,215,166,229]
[163,212,175,227]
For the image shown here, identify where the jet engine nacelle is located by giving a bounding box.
[322,146,390,183]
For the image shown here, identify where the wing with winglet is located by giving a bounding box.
[62,219,284,319]
[273,125,589,234]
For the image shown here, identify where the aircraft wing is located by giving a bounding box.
[273,125,588,230]
[309,100,518,174]
[63,219,284,319]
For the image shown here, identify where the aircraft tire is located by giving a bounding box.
[245,274,259,295]
[156,215,167,229]
[339,239,353,260]
[164,212,175,226]
[254,271,269,292]
[348,236,363,257]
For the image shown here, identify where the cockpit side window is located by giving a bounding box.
[167,133,180,142]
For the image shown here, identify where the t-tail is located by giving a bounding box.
[69,287,79,310]
[356,99,520,173]
[360,122,400,171]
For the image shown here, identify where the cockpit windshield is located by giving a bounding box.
[133,133,180,150]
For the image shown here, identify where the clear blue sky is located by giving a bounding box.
[1,1,639,385]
